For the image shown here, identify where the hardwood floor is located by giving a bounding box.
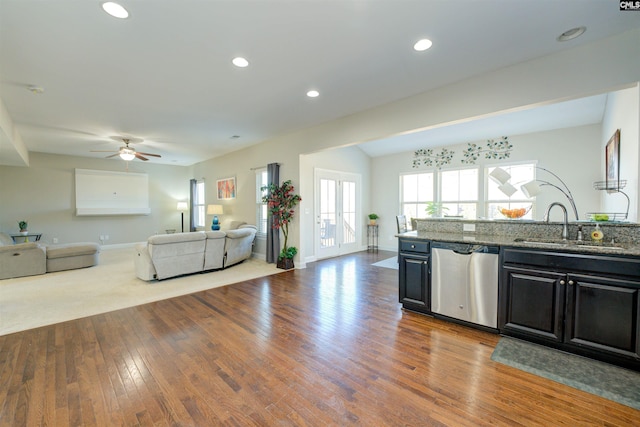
[1,250,638,426]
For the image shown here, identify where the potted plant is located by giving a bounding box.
[18,220,28,235]
[262,180,302,270]
[425,202,449,218]
[368,213,379,225]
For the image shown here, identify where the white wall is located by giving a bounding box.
[0,152,191,245]
[601,84,639,222]
[370,124,602,250]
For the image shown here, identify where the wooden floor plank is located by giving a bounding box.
[1,250,638,426]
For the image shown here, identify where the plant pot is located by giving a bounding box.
[369,220,377,225]
[277,258,295,270]
[19,230,28,236]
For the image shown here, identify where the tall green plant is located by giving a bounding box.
[261,180,302,259]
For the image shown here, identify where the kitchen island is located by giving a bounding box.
[399,218,640,371]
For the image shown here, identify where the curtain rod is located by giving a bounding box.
[250,162,280,171]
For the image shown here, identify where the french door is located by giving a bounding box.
[315,169,360,259]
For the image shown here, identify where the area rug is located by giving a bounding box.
[372,256,398,270]
[491,337,640,410]
[0,246,282,336]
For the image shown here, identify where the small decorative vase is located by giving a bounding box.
[277,258,294,270]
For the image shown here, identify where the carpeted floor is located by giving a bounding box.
[0,246,282,336]
[372,256,398,270]
[492,337,640,410]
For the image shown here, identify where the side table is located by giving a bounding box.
[367,224,378,252]
[10,233,42,243]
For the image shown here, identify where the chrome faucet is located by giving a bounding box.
[544,202,568,240]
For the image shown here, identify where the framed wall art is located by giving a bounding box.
[217,177,236,200]
[605,129,620,191]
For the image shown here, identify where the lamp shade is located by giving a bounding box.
[489,167,511,185]
[177,202,188,211]
[207,204,224,215]
[498,182,517,197]
[521,181,542,198]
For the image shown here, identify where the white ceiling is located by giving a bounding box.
[1,1,638,166]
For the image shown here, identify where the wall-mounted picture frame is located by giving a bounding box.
[217,177,236,200]
[605,129,620,191]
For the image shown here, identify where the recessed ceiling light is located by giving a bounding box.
[413,38,433,52]
[557,26,586,42]
[307,90,320,98]
[232,57,249,68]
[102,2,129,19]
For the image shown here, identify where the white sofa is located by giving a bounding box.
[134,224,257,281]
[0,232,100,280]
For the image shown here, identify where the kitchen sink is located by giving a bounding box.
[513,237,626,250]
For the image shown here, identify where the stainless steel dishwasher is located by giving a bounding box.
[431,242,499,328]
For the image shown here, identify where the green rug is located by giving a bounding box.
[491,337,640,410]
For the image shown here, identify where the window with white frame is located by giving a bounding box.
[486,163,535,219]
[400,172,434,220]
[440,167,479,218]
[256,169,268,235]
[193,180,205,228]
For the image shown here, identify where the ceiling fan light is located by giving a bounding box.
[119,149,135,161]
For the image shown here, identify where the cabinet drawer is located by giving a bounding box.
[400,240,429,254]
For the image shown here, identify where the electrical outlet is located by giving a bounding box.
[463,223,476,232]
[105,235,109,240]
[100,235,104,241]
[52,237,58,244]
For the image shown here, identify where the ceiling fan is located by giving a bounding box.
[91,136,161,161]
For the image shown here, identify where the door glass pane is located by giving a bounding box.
[342,181,356,244]
[320,178,336,249]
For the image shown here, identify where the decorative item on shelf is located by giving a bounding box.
[261,180,302,270]
[207,204,224,230]
[492,166,579,220]
[177,201,188,232]
[368,213,379,225]
[462,136,513,164]
[18,220,28,235]
[498,205,532,219]
[412,148,454,169]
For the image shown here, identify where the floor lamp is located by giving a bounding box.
[177,202,188,232]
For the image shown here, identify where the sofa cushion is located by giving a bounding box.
[220,220,246,231]
[46,242,100,259]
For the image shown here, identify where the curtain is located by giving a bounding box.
[266,163,280,263]
[189,179,197,232]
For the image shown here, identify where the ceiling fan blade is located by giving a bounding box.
[105,153,120,158]
[137,151,161,157]
[134,153,149,161]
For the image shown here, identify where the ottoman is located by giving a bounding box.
[46,242,100,273]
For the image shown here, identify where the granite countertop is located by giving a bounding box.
[399,230,640,257]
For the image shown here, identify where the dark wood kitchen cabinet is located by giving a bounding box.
[500,248,640,370]
[398,238,430,314]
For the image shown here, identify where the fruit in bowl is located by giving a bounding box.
[499,206,531,219]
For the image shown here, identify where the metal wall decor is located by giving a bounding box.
[412,148,455,169]
[461,136,513,164]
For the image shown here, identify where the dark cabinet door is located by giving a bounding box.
[565,273,640,361]
[500,265,565,343]
[399,253,430,312]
